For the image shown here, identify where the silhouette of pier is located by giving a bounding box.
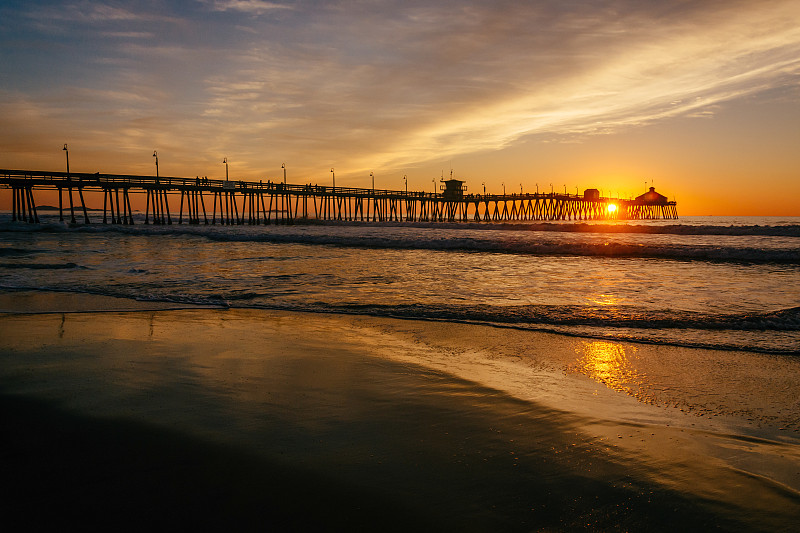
[2,169,678,225]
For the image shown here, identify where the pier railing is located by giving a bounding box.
[1,168,678,225]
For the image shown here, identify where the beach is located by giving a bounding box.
[2,292,799,531]
[5,0,800,528]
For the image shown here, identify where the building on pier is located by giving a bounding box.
[583,189,600,201]
[636,187,668,203]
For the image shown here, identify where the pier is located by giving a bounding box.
[1,169,678,225]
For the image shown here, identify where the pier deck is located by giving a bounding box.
[2,169,678,224]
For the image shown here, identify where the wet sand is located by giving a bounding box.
[1,294,799,531]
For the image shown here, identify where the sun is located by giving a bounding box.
[607,203,618,213]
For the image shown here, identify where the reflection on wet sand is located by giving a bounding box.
[2,308,799,530]
[569,340,652,404]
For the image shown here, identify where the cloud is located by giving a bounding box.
[3,0,800,181]
[189,1,800,174]
[100,31,155,39]
[209,0,292,15]
[22,1,148,25]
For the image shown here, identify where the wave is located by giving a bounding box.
[4,285,797,353]
[0,262,86,270]
[527,222,800,237]
[0,248,37,257]
[183,231,800,264]
[287,302,800,332]
[12,284,800,333]
[231,301,800,354]
[2,220,800,262]
[405,221,800,237]
[4,218,800,237]
[19,222,791,264]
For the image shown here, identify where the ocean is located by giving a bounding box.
[1,214,798,354]
[2,213,800,530]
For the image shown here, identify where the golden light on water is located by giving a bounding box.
[587,294,622,307]
[570,341,648,402]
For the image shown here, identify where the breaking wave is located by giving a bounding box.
[6,221,795,264]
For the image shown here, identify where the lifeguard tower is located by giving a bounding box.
[440,177,467,200]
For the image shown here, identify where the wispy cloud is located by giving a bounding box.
[100,31,155,39]
[209,0,292,15]
[23,1,149,25]
[189,0,800,174]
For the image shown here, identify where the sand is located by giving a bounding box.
[1,292,799,531]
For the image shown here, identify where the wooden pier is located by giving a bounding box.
[1,169,678,225]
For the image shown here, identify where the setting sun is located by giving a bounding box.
[607,203,618,213]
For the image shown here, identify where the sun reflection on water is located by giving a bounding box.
[587,294,622,306]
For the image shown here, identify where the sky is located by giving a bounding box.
[1,0,799,215]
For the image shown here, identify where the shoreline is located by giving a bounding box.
[2,290,799,438]
[2,291,799,529]
[2,289,799,440]
[0,289,224,314]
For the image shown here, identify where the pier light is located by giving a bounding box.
[502,182,505,195]
[404,174,407,193]
[536,183,539,194]
[550,183,553,194]
[282,163,286,184]
[520,184,523,194]
[223,157,229,181]
[482,182,485,195]
[331,168,335,190]
[63,144,70,175]
[153,150,158,178]
[370,171,374,192]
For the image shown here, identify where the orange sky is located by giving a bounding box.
[2,1,799,216]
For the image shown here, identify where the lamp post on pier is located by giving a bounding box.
[282,163,286,184]
[403,174,407,194]
[153,151,159,178]
[520,184,523,194]
[502,182,505,195]
[331,168,335,190]
[370,172,374,193]
[482,182,485,195]
[223,157,228,181]
[63,144,70,176]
